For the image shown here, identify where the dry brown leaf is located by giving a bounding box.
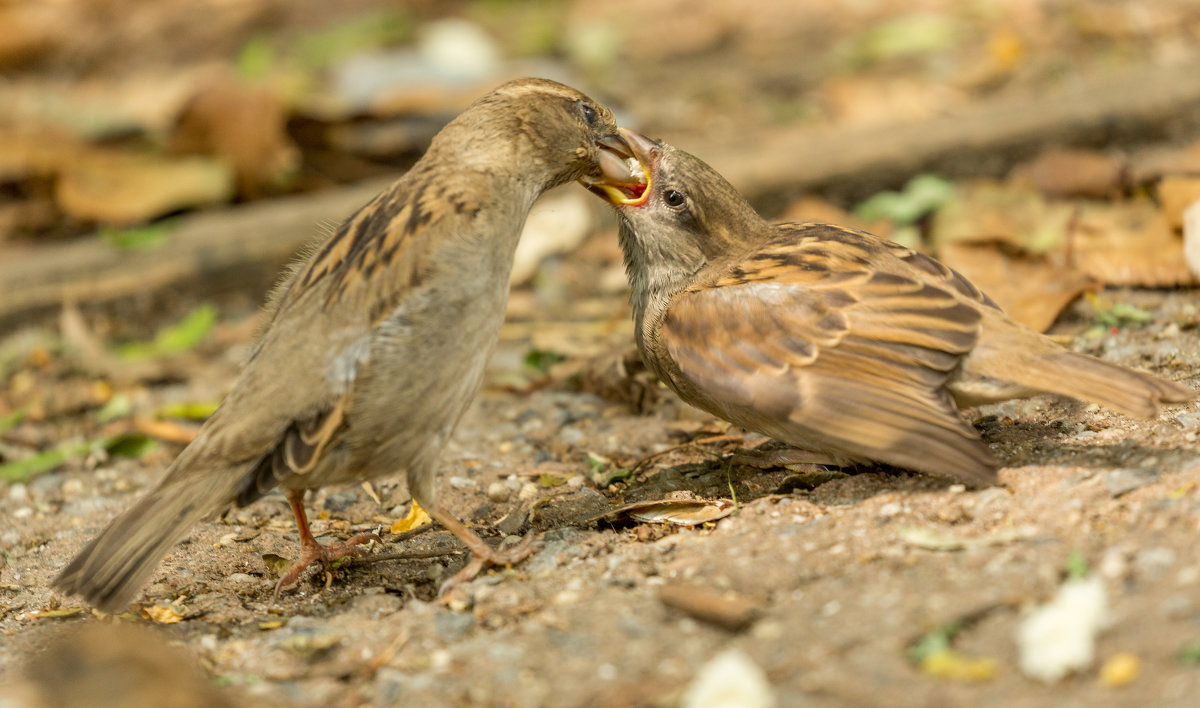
[1071,200,1196,286]
[930,180,1072,253]
[939,241,1095,332]
[1011,149,1125,199]
[170,76,297,198]
[594,498,735,527]
[1157,177,1200,231]
[56,149,234,224]
[783,196,893,237]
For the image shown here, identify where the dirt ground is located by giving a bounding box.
[4,1,1200,706]
[1,286,1198,707]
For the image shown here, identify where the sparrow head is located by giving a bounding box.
[584,129,771,278]
[441,77,626,191]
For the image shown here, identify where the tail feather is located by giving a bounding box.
[54,464,245,613]
[1006,350,1194,419]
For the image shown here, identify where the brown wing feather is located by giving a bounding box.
[235,393,350,505]
[660,224,997,485]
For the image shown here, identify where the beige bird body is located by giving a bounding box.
[589,130,1194,487]
[55,78,629,612]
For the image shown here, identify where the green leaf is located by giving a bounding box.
[524,348,566,374]
[538,474,568,488]
[1177,639,1200,665]
[0,441,91,483]
[101,221,176,251]
[855,174,955,226]
[908,621,962,664]
[95,394,132,423]
[0,405,32,435]
[104,433,158,459]
[156,400,220,421]
[0,433,156,483]
[237,36,275,81]
[116,304,217,361]
[1065,550,1090,580]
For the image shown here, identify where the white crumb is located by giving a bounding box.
[1016,575,1109,683]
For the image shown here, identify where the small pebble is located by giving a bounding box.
[518,482,539,501]
[486,482,511,503]
[448,476,474,490]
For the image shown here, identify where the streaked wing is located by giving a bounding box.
[661,225,997,485]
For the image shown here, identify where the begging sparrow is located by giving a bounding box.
[55,78,632,612]
[586,129,1195,486]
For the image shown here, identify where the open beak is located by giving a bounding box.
[580,127,656,206]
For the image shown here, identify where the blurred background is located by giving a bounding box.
[3,2,1200,705]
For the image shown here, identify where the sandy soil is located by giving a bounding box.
[2,286,1198,707]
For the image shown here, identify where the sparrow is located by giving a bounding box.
[55,78,632,612]
[586,129,1195,486]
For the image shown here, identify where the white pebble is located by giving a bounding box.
[682,649,776,708]
[1016,576,1108,683]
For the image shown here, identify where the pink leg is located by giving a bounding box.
[422,502,537,596]
[272,489,381,602]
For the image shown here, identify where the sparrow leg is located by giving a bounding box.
[422,503,537,596]
[272,488,381,601]
[730,445,839,471]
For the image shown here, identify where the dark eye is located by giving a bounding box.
[577,101,598,125]
[663,189,686,208]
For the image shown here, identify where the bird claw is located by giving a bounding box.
[436,532,538,597]
[271,531,382,603]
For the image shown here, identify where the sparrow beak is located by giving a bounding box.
[580,127,654,206]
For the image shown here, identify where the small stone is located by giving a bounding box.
[433,610,475,641]
[1135,547,1176,580]
[486,482,511,503]
[560,426,585,446]
[323,490,359,512]
[448,476,474,490]
[682,649,776,708]
[7,483,27,502]
[1104,468,1159,497]
[567,475,586,488]
[503,475,521,492]
[518,482,539,501]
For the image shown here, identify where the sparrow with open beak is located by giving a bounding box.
[55,78,634,612]
[585,129,1195,486]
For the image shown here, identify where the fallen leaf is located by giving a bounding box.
[931,180,1070,253]
[920,649,997,682]
[260,553,292,577]
[56,149,234,224]
[538,473,568,488]
[116,304,218,361]
[854,173,956,226]
[170,76,298,198]
[593,498,736,527]
[938,240,1094,332]
[31,606,83,620]
[134,418,199,445]
[155,400,220,421]
[1099,652,1140,687]
[389,500,431,534]
[258,619,287,631]
[141,604,184,624]
[1072,200,1195,286]
[1011,149,1125,198]
[1158,177,1200,230]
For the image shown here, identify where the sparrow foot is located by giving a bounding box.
[272,531,383,602]
[423,503,539,597]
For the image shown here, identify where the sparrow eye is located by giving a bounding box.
[663,189,686,208]
[577,101,598,125]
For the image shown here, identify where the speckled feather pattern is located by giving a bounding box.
[608,140,1194,487]
[54,78,624,611]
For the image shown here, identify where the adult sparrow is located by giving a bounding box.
[586,129,1195,486]
[55,78,631,612]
